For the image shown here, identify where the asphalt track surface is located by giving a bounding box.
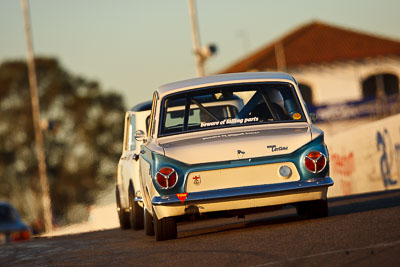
[1,189,400,267]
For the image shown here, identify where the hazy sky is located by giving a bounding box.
[1,0,399,107]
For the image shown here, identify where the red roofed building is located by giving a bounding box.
[219,21,400,106]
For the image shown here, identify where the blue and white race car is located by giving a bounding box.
[135,72,333,241]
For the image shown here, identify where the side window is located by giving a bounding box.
[145,115,151,133]
[148,92,158,137]
[123,116,130,151]
[128,115,136,151]
[163,96,186,134]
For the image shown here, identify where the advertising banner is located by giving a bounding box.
[327,114,400,197]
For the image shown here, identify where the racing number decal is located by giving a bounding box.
[377,129,398,188]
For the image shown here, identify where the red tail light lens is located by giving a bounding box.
[156,167,178,189]
[305,151,326,173]
[11,230,30,242]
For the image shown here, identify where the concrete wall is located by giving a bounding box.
[326,114,400,197]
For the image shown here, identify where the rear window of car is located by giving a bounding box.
[159,82,306,136]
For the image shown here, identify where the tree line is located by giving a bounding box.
[0,57,126,230]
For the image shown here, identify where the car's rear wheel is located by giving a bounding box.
[144,207,154,236]
[129,185,144,230]
[116,186,131,229]
[296,199,328,219]
[153,208,177,241]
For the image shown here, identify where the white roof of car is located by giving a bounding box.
[157,72,296,98]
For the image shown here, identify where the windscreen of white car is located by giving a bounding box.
[160,82,306,136]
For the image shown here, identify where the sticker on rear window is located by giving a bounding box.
[200,117,259,128]
[292,113,302,120]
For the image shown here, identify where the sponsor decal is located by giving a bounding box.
[331,152,355,177]
[202,131,260,141]
[292,113,302,120]
[267,145,288,152]
[331,151,355,195]
[200,117,259,128]
[176,193,188,203]
[193,175,201,185]
[237,149,245,159]
[237,150,245,155]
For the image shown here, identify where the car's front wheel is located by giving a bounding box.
[129,185,144,230]
[153,208,177,241]
[296,199,328,219]
[116,186,130,229]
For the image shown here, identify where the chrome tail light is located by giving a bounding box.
[156,167,178,189]
[305,151,327,173]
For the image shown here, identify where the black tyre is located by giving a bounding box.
[116,186,131,229]
[129,185,144,230]
[144,207,154,236]
[153,208,177,241]
[296,199,328,219]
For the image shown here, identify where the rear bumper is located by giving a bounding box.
[152,177,334,219]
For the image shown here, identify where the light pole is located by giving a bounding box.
[188,0,204,77]
[21,0,53,233]
[187,0,217,77]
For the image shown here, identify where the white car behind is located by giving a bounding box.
[115,101,151,230]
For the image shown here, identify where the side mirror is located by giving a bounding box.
[310,113,317,123]
[134,130,146,142]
